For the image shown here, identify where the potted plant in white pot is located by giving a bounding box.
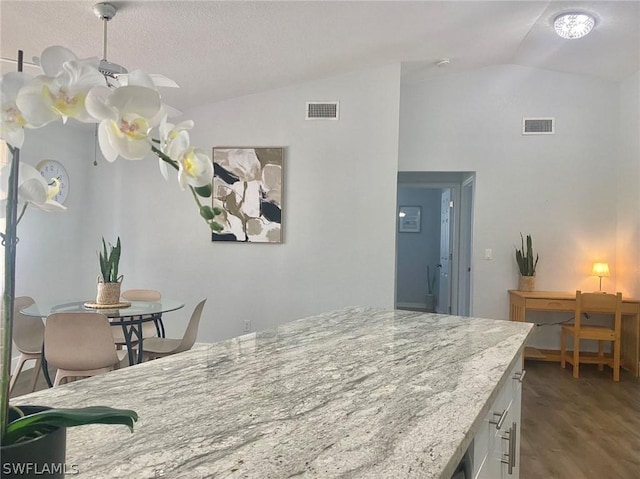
[515,233,539,291]
[0,45,224,473]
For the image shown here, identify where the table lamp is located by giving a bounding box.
[592,262,610,292]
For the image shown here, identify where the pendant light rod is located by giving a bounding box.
[93,2,117,60]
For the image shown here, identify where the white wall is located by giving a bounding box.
[104,64,401,341]
[11,61,636,359]
[14,123,98,304]
[399,64,622,339]
[616,71,640,297]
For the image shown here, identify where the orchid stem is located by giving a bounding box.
[189,186,203,208]
[151,145,211,225]
[1,145,20,441]
[16,204,28,225]
[150,145,179,172]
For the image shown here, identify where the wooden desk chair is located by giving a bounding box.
[560,290,622,381]
[45,312,128,386]
[9,296,44,394]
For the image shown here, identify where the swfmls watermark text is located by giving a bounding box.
[2,462,79,475]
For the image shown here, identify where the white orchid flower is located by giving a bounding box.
[15,46,104,127]
[85,84,162,162]
[0,72,34,148]
[177,147,213,190]
[0,162,66,217]
[164,129,213,189]
[158,115,194,180]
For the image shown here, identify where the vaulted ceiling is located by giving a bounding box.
[1,1,638,112]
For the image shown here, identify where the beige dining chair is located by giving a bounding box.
[45,312,128,386]
[111,289,163,349]
[141,299,207,361]
[9,296,44,395]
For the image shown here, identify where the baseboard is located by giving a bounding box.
[397,301,427,310]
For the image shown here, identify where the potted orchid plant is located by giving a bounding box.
[0,45,223,462]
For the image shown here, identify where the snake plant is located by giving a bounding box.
[515,233,538,276]
[98,237,121,283]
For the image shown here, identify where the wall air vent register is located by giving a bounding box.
[306,102,339,120]
[522,117,555,135]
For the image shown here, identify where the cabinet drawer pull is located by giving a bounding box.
[500,422,517,474]
[509,422,517,473]
[513,370,527,382]
[489,409,507,430]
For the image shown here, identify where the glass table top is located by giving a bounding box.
[20,299,185,318]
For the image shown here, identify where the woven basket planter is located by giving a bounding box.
[518,275,536,292]
[96,275,123,305]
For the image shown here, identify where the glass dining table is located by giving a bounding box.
[21,299,184,387]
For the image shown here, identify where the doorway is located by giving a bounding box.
[395,171,475,316]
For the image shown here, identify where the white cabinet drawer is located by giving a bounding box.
[473,355,524,479]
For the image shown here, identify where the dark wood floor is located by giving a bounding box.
[521,361,640,479]
[10,360,640,477]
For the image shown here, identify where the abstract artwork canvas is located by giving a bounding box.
[212,147,283,243]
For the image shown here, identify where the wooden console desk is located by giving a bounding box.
[508,290,640,377]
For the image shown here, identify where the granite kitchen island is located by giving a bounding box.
[14,307,533,478]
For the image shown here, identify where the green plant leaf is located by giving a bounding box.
[4,407,138,446]
[515,233,537,276]
[110,237,121,282]
[99,237,109,281]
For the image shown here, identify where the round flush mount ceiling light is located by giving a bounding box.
[553,12,596,39]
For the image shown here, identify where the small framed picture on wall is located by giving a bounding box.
[398,206,421,233]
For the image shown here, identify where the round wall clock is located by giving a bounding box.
[36,159,69,205]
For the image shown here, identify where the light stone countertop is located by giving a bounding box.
[14,307,533,479]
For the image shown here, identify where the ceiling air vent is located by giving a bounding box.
[522,117,555,135]
[306,102,339,120]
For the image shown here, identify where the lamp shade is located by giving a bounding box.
[592,262,610,277]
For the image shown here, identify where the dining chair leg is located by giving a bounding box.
[560,330,566,368]
[53,371,66,387]
[572,336,580,379]
[29,357,42,392]
[8,356,27,395]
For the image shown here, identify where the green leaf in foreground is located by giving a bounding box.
[4,406,138,446]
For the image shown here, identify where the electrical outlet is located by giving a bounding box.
[243,320,251,332]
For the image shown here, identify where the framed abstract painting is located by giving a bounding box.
[212,147,284,243]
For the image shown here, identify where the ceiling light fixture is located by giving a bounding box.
[553,12,596,40]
